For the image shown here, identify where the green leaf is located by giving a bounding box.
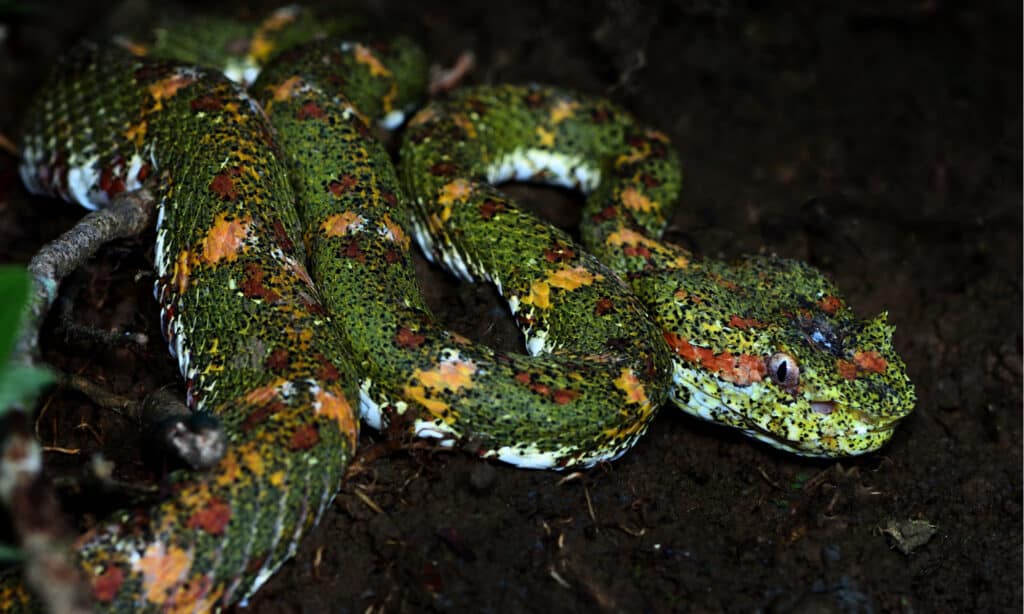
[0,266,31,364]
[0,364,54,415]
[0,543,24,563]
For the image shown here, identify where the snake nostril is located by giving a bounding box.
[811,401,834,415]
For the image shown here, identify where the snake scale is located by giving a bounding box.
[2,7,914,611]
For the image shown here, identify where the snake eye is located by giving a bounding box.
[767,352,799,389]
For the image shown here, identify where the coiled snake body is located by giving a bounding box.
[3,8,914,611]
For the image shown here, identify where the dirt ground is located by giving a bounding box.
[0,1,1020,612]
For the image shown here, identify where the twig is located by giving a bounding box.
[12,189,156,365]
[1,188,156,612]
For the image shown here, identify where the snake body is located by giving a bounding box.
[2,8,914,611]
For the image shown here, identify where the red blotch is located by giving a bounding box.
[552,389,578,405]
[591,108,611,123]
[297,100,326,120]
[525,91,545,108]
[818,295,843,314]
[384,249,402,263]
[241,401,283,432]
[316,354,340,382]
[514,372,532,385]
[381,190,398,206]
[209,170,240,201]
[99,165,126,197]
[728,315,764,329]
[342,241,366,262]
[328,174,358,196]
[241,263,282,303]
[271,220,295,252]
[190,94,223,112]
[663,331,766,386]
[543,245,575,262]
[188,498,232,535]
[641,173,661,188]
[137,162,152,181]
[624,245,652,258]
[92,566,125,602]
[594,297,613,316]
[479,199,505,220]
[591,206,618,223]
[429,162,457,176]
[266,348,290,370]
[289,424,320,450]
[395,327,426,348]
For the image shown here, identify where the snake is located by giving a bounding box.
[1,6,915,611]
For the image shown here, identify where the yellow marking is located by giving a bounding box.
[147,73,197,112]
[621,186,656,212]
[615,368,648,404]
[615,144,649,167]
[125,120,148,148]
[536,126,556,147]
[521,266,603,309]
[243,448,265,477]
[403,385,451,418]
[173,249,192,295]
[409,107,437,126]
[269,470,286,487]
[549,99,580,124]
[546,266,603,290]
[321,211,365,237]
[452,113,478,139]
[416,359,477,391]
[354,43,392,77]
[437,179,473,223]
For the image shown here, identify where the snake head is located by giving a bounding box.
[659,255,916,457]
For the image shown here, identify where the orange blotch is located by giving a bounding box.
[201,213,251,264]
[316,388,358,447]
[416,359,477,392]
[148,73,197,107]
[546,266,603,291]
[395,327,427,348]
[438,179,473,207]
[165,575,222,614]
[837,360,858,381]
[409,107,437,126]
[354,43,392,77]
[621,186,656,212]
[818,295,843,314]
[854,351,888,374]
[728,315,764,329]
[614,368,648,405]
[321,211,365,237]
[270,75,304,102]
[187,498,232,535]
[381,213,409,247]
[133,542,192,606]
[663,331,766,386]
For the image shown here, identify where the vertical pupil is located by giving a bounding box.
[776,360,788,382]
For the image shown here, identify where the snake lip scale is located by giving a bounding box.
[3,7,915,611]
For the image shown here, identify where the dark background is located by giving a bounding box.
[0,1,1020,611]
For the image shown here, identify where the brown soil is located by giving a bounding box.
[0,1,1020,612]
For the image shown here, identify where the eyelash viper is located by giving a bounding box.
[2,7,915,611]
